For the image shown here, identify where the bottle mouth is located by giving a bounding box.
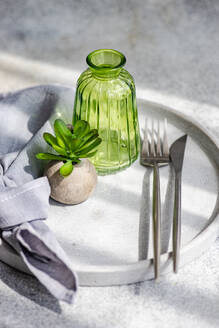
[86,49,126,71]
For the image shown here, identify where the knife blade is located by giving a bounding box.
[170,134,187,273]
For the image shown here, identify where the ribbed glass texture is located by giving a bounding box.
[73,49,140,174]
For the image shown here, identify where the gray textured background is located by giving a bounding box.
[0,1,219,327]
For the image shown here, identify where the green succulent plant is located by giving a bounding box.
[36,119,102,177]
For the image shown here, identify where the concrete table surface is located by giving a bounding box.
[0,1,219,327]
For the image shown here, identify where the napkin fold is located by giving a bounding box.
[0,85,78,303]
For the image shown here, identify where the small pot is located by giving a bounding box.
[44,159,97,205]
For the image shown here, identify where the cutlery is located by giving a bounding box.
[140,119,169,279]
[170,134,187,273]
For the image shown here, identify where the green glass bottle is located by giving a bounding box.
[73,49,140,174]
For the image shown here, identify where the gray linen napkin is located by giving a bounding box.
[0,85,77,303]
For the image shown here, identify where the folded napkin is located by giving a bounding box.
[0,85,77,303]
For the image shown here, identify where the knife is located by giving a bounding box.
[170,134,187,273]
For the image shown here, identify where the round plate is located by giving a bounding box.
[0,86,218,286]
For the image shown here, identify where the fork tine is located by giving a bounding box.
[142,118,149,156]
[151,120,155,156]
[163,118,169,157]
[156,120,161,156]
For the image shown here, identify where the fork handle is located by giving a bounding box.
[152,163,161,279]
[172,172,182,273]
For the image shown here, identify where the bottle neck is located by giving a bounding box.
[90,67,122,80]
[86,49,126,80]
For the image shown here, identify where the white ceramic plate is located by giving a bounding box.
[0,86,218,286]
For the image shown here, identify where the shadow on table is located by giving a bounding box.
[131,273,219,325]
[0,261,62,313]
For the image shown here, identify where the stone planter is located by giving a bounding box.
[45,159,97,205]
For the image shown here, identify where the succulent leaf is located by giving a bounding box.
[78,130,98,149]
[43,133,67,156]
[74,120,90,138]
[60,160,73,177]
[78,133,99,151]
[36,153,68,161]
[71,138,84,152]
[75,137,102,156]
[54,119,72,149]
[78,150,98,158]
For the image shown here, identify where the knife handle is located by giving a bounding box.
[152,163,161,279]
[173,172,182,273]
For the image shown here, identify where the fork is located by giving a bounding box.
[140,119,169,279]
